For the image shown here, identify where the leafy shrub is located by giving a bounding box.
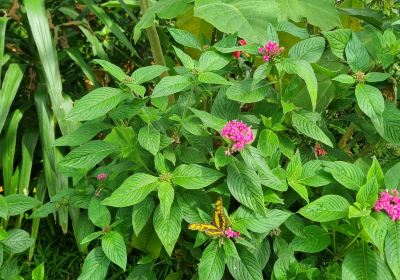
[1,0,400,279]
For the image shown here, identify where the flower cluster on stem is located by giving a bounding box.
[232,39,247,58]
[220,120,254,155]
[374,189,400,221]
[258,41,284,62]
[225,227,240,239]
[315,143,328,157]
[96,173,108,181]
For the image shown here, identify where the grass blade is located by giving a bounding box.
[34,89,69,234]
[24,0,78,135]
[0,64,24,135]
[1,109,23,195]
[0,17,8,87]
[66,48,100,88]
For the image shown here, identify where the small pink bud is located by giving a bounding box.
[96,173,108,181]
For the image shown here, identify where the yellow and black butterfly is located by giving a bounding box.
[188,197,230,238]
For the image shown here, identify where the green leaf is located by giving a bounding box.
[82,0,136,54]
[257,129,279,157]
[81,231,103,245]
[323,161,365,191]
[101,231,127,270]
[138,124,161,156]
[345,33,371,72]
[89,197,111,227]
[66,48,100,88]
[227,245,263,280]
[195,0,279,44]
[132,196,155,236]
[211,89,240,120]
[277,21,309,39]
[199,51,230,72]
[77,247,110,280]
[365,72,391,83]
[190,108,226,131]
[198,72,233,85]
[324,29,352,60]
[277,0,340,31]
[291,111,333,147]
[355,84,384,132]
[153,203,182,256]
[361,215,386,253]
[342,244,392,280]
[66,87,128,121]
[0,64,24,135]
[223,238,240,261]
[198,240,225,280]
[152,75,192,98]
[102,173,158,207]
[252,63,272,86]
[368,157,384,187]
[168,28,202,49]
[131,65,169,85]
[172,164,223,189]
[59,140,118,169]
[356,178,378,208]
[5,195,41,216]
[289,37,325,63]
[158,182,174,218]
[382,102,400,145]
[298,195,350,222]
[1,229,32,254]
[282,59,318,111]
[332,74,356,84]
[173,46,195,70]
[0,17,8,86]
[291,225,330,253]
[226,80,269,103]
[236,208,291,234]
[296,160,333,187]
[54,120,112,146]
[227,162,265,215]
[0,196,8,219]
[385,222,400,279]
[93,59,127,82]
[32,263,44,280]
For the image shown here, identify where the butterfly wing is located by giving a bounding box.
[213,197,231,232]
[188,223,224,237]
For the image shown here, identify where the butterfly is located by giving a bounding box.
[188,197,230,238]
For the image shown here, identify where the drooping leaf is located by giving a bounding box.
[385,222,400,279]
[289,37,325,63]
[138,124,161,156]
[298,195,350,222]
[291,225,330,253]
[1,229,33,254]
[172,164,224,189]
[324,29,351,59]
[323,161,365,191]
[152,75,192,98]
[168,28,202,49]
[89,197,111,227]
[198,240,225,280]
[77,247,110,280]
[227,245,263,280]
[101,231,127,270]
[5,195,41,216]
[345,32,371,72]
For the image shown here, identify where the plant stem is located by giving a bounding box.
[338,123,356,150]
[139,0,174,105]
[339,230,362,257]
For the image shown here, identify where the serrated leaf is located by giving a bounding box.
[152,75,191,98]
[173,46,195,70]
[1,229,32,254]
[292,225,330,253]
[227,162,265,215]
[59,140,118,169]
[227,245,263,280]
[355,84,384,133]
[199,51,230,72]
[131,65,169,84]
[81,231,103,245]
[323,161,365,191]
[365,72,391,83]
[66,87,128,121]
[361,215,386,253]
[138,124,161,156]
[198,72,232,85]
[342,244,391,280]
[356,178,378,208]
[223,238,240,261]
[93,59,127,82]
[132,196,155,236]
[226,80,269,103]
[291,111,333,147]
[257,129,279,157]
[168,28,202,49]
[367,157,384,187]
[385,222,400,279]
[345,32,371,72]
[0,196,8,219]
[324,29,351,59]
[102,173,158,207]
[158,182,174,218]
[77,247,110,280]
[289,37,325,63]
[332,74,356,84]
[198,240,225,280]
[190,108,226,131]
[5,195,41,216]
[89,197,111,227]
[153,203,182,256]
[101,231,127,270]
[172,164,223,189]
[32,263,44,280]
[298,195,350,222]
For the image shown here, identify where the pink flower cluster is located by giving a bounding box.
[96,173,108,181]
[258,41,284,62]
[225,227,240,239]
[315,143,328,157]
[374,189,400,221]
[220,120,254,155]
